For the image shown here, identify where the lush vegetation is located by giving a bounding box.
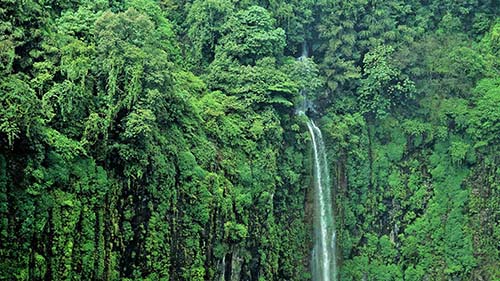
[0,0,498,280]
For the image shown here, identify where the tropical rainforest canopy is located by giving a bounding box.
[0,0,499,280]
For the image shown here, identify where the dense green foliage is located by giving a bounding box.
[0,0,498,280]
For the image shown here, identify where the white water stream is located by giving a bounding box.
[298,43,337,281]
[307,119,337,281]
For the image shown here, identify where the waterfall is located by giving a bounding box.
[298,42,337,281]
[307,119,337,281]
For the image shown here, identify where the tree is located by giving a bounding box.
[358,45,415,120]
[216,5,286,65]
[186,0,234,71]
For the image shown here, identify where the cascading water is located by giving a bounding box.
[298,43,337,281]
[307,120,337,281]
